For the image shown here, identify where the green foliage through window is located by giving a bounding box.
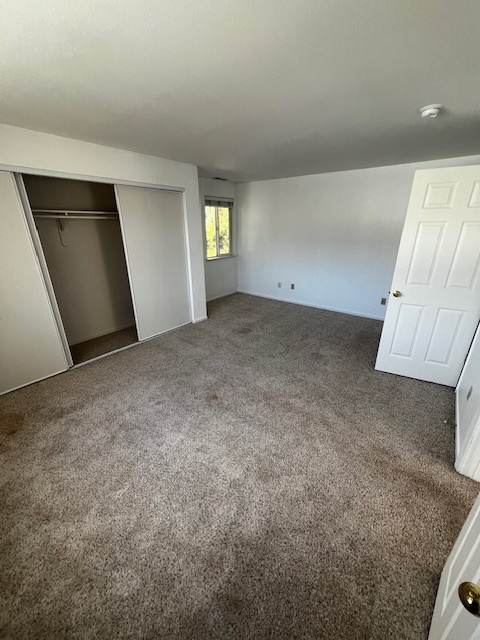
[205,202,232,259]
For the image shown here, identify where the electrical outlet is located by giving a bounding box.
[381,297,386,305]
[277,282,282,288]
[291,283,295,290]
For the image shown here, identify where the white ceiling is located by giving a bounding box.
[1,0,480,182]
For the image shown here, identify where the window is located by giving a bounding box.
[205,199,233,259]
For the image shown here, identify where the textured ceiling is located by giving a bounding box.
[1,0,480,182]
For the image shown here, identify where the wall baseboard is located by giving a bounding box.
[69,322,136,346]
[237,290,384,321]
[193,316,208,324]
[206,291,238,303]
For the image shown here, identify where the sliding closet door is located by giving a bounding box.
[115,186,191,341]
[0,172,68,394]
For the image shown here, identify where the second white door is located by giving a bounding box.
[428,491,480,639]
[115,185,191,341]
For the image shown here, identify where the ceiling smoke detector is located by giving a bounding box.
[420,104,443,118]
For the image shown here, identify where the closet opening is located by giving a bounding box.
[22,174,138,365]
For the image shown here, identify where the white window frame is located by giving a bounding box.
[204,198,234,260]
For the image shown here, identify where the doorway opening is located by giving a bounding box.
[22,174,138,365]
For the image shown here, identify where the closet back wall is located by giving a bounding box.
[24,176,135,345]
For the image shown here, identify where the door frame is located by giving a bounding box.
[455,413,480,481]
[455,325,480,480]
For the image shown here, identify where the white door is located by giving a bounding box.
[376,166,480,386]
[0,171,68,394]
[115,185,191,341]
[429,492,480,639]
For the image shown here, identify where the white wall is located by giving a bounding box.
[0,124,207,323]
[238,155,480,320]
[199,177,238,301]
[35,218,135,345]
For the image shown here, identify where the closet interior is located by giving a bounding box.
[23,175,138,365]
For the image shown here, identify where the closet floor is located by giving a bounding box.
[70,326,137,365]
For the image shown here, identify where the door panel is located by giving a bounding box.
[390,304,423,357]
[469,182,480,207]
[376,166,480,386]
[406,222,444,285]
[0,171,68,394]
[446,223,480,289]
[425,309,463,364]
[115,185,191,341]
[15,173,73,367]
[428,492,480,639]
[423,182,457,208]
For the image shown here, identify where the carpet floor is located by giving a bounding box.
[0,293,478,640]
[70,326,138,365]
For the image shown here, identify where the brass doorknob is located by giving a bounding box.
[459,582,480,617]
[392,290,401,297]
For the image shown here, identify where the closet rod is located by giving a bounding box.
[33,214,118,220]
[32,209,118,221]
[32,208,117,215]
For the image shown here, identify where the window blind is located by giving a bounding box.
[205,199,233,208]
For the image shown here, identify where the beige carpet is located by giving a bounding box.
[70,326,138,365]
[0,293,478,639]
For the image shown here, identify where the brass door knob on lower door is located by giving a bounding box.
[459,582,480,617]
[392,290,401,297]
